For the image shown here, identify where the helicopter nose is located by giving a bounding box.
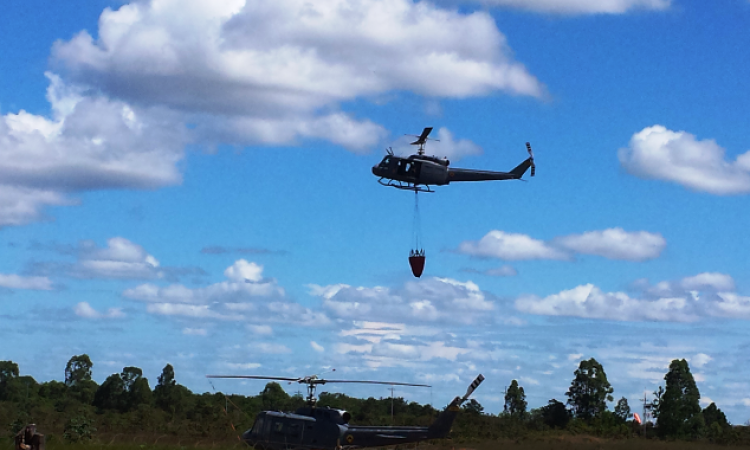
[372,166,379,176]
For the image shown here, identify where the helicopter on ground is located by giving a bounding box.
[206,372,485,450]
[372,127,535,192]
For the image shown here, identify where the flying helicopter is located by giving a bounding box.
[372,127,535,193]
[206,372,484,450]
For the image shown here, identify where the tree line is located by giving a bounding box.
[0,355,745,445]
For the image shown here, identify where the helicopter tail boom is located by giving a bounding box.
[427,374,484,438]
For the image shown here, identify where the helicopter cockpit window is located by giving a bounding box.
[251,417,265,435]
[380,156,392,167]
[272,421,284,435]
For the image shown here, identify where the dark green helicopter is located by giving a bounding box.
[206,373,484,450]
[372,127,535,193]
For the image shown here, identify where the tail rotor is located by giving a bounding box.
[526,142,535,177]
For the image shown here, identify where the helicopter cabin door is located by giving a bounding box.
[268,415,306,448]
[397,160,422,180]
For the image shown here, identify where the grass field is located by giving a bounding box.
[6,436,750,450]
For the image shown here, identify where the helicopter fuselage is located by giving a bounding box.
[372,154,533,192]
[242,404,459,450]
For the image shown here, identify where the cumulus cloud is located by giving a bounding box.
[311,341,325,352]
[517,284,701,322]
[0,274,53,290]
[51,0,543,153]
[471,0,670,14]
[74,301,125,319]
[457,230,567,260]
[458,228,666,261]
[310,277,496,325]
[27,237,206,282]
[73,237,161,279]
[517,272,750,322]
[554,228,666,261]
[224,260,263,283]
[124,260,329,326]
[619,125,750,195]
[0,74,186,227]
[690,353,712,368]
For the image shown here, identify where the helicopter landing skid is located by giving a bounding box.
[378,178,434,193]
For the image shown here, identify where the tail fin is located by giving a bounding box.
[427,374,484,438]
[509,158,533,179]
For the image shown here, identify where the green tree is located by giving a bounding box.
[154,363,185,414]
[120,367,152,411]
[651,385,664,419]
[462,398,484,415]
[65,355,93,386]
[614,397,630,422]
[261,382,290,410]
[656,359,703,438]
[566,358,614,420]
[504,379,527,419]
[93,373,124,411]
[541,399,570,428]
[0,361,20,401]
[64,355,97,405]
[702,402,731,440]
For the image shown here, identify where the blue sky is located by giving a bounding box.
[2,0,750,424]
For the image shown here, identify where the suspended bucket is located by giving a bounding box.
[409,249,425,278]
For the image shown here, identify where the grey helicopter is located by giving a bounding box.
[372,127,535,192]
[206,372,484,450]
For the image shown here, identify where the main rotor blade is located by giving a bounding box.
[206,375,300,382]
[418,127,433,142]
[409,127,434,145]
[321,380,431,387]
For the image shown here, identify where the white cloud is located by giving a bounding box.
[457,230,568,260]
[516,284,701,322]
[311,341,325,352]
[568,353,584,361]
[520,376,540,386]
[52,0,543,153]
[311,277,495,325]
[74,301,125,319]
[555,228,666,261]
[619,125,750,195]
[0,274,53,290]
[473,0,670,14]
[516,272,750,322]
[690,353,712,368]
[679,273,735,292]
[712,293,750,319]
[224,259,263,283]
[0,74,186,227]
[0,186,71,228]
[459,228,666,262]
[74,237,162,279]
[125,260,329,326]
